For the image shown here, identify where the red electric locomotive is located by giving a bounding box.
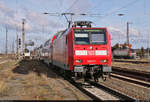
[50,21,112,82]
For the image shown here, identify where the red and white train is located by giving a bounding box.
[112,44,136,59]
[113,48,136,59]
[37,21,112,82]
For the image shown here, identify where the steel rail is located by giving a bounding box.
[112,67,150,82]
[113,59,150,64]
[51,65,135,101]
[67,78,135,101]
[48,64,101,101]
[111,73,150,88]
[43,61,136,101]
[89,81,136,101]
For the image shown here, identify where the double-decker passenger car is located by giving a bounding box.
[49,21,112,81]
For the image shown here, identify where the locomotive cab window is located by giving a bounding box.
[91,32,106,44]
[74,33,90,44]
[74,29,107,45]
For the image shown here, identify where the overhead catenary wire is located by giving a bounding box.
[44,0,141,27]
[62,0,79,26]
[102,0,139,17]
[43,0,102,22]
[62,0,101,24]
[65,0,79,12]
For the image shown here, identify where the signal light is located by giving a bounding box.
[19,38,21,45]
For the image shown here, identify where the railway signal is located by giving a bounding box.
[22,19,26,59]
[16,28,19,59]
[19,38,21,45]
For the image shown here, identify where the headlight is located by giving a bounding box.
[75,50,87,55]
[96,50,107,55]
[76,60,83,63]
[100,60,107,63]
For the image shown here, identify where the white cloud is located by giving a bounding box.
[66,0,92,13]
[108,26,124,35]
[107,26,140,46]
[108,26,139,37]
[107,26,125,40]
[0,0,15,17]
[0,0,63,33]
[129,28,139,36]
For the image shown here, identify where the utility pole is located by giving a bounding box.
[5,26,8,55]
[126,22,132,46]
[16,28,19,59]
[22,19,25,59]
[127,22,129,45]
[147,30,149,58]
[147,39,149,58]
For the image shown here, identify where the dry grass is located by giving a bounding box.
[0,60,89,100]
[0,81,9,96]
[55,79,87,100]
[19,73,64,100]
[0,60,17,69]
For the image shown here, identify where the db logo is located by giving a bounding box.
[88,51,95,55]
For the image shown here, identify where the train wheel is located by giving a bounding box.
[84,72,91,82]
[102,73,107,81]
[63,70,66,78]
[74,72,78,80]
[108,73,111,79]
[102,76,106,81]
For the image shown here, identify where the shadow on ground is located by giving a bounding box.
[12,59,59,78]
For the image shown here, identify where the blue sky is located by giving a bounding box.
[0,0,150,53]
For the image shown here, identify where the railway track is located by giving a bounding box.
[112,67,150,82]
[66,78,136,101]
[49,64,135,101]
[113,59,150,64]
[88,81,135,101]
[112,67,150,88]
[111,73,150,88]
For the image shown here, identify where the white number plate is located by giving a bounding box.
[74,66,83,72]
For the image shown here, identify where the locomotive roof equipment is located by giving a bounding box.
[72,21,93,28]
